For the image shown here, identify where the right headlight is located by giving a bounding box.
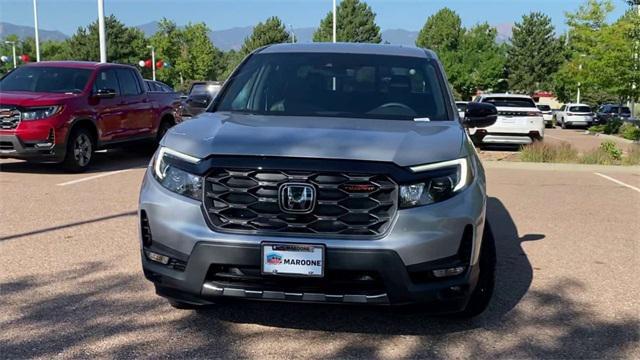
[399,157,472,208]
[152,147,203,200]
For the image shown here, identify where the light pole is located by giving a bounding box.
[147,45,156,81]
[4,41,17,68]
[32,0,40,61]
[97,0,107,63]
[576,54,586,104]
[289,24,295,43]
[332,0,337,43]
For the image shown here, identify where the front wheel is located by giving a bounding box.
[62,128,94,172]
[457,221,496,318]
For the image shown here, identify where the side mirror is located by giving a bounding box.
[94,88,116,99]
[462,102,498,128]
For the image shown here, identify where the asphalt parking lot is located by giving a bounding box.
[1,136,639,358]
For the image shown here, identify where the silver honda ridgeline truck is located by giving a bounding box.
[139,43,498,317]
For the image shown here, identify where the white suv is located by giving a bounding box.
[555,104,594,129]
[469,94,544,145]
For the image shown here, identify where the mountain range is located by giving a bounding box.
[0,21,513,51]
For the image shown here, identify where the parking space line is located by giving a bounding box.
[594,172,640,193]
[57,169,131,186]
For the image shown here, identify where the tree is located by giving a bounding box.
[222,16,291,80]
[416,8,462,53]
[240,16,291,55]
[553,0,639,105]
[175,22,221,84]
[66,15,147,64]
[415,9,466,97]
[454,24,507,99]
[313,0,381,43]
[506,12,564,95]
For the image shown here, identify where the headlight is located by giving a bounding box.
[152,147,203,200]
[399,157,472,208]
[21,106,62,120]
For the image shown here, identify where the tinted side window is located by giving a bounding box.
[93,69,120,95]
[116,69,141,96]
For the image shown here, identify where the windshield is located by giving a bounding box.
[537,105,551,111]
[215,52,450,121]
[609,106,630,114]
[191,84,221,96]
[0,66,92,94]
[482,97,536,108]
[569,106,591,113]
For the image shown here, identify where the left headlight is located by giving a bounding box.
[152,146,203,200]
[399,157,473,208]
[21,106,62,121]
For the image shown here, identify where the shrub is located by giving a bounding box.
[580,149,617,165]
[599,140,622,160]
[619,123,640,141]
[622,145,640,166]
[604,118,623,135]
[588,125,606,133]
[520,141,578,163]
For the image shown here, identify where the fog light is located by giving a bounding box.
[34,142,53,148]
[145,250,170,265]
[432,266,465,278]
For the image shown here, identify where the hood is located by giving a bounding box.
[0,91,82,107]
[162,112,466,167]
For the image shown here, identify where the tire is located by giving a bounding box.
[457,221,496,318]
[156,119,173,145]
[561,119,566,129]
[62,128,94,172]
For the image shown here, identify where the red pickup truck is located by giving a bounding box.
[0,61,181,171]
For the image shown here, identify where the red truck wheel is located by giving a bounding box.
[63,128,94,172]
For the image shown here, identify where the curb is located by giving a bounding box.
[482,160,640,173]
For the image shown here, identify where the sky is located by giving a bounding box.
[0,0,631,34]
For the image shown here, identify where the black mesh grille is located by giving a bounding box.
[0,107,21,130]
[203,169,398,238]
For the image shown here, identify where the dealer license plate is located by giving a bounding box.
[261,243,324,277]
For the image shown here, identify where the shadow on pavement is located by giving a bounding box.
[0,147,153,174]
[1,198,638,358]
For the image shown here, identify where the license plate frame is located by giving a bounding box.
[261,243,325,278]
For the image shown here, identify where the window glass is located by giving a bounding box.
[0,66,91,93]
[93,69,120,95]
[215,52,449,121]
[116,69,141,96]
[536,105,551,111]
[569,106,591,112]
[482,97,536,108]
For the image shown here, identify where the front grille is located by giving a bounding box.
[0,141,14,150]
[0,107,21,130]
[203,169,398,238]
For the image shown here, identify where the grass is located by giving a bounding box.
[520,141,578,163]
[520,141,640,166]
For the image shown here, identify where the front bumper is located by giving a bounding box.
[139,166,486,309]
[0,134,65,162]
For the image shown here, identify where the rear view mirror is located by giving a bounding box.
[94,88,116,99]
[463,102,498,128]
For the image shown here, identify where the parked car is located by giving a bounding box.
[536,104,554,127]
[469,94,544,145]
[595,104,631,124]
[181,81,223,117]
[456,101,468,119]
[139,43,499,317]
[555,103,594,129]
[0,61,182,171]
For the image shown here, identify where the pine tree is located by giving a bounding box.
[313,0,381,43]
[507,12,563,94]
[240,16,291,56]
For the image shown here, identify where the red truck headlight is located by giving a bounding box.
[21,106,63,121]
